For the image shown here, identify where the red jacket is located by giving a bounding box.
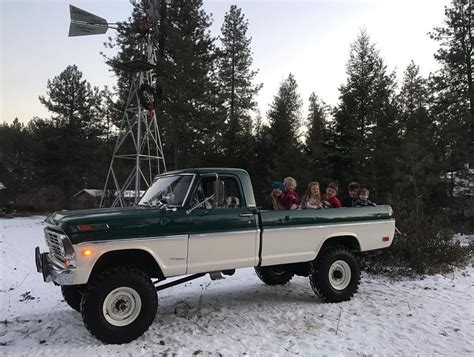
[322,194,342,208]
[281,190,300,209]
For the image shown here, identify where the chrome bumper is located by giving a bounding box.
[35,246,74,285]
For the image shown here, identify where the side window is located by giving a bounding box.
[191,176,243,209]
[221,177,242,208]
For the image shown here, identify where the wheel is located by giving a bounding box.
[309,246,360,303]
[255,265,294,285]
[80,266,158,344]
[61,285,84,312]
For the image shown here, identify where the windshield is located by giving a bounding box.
[139,175,193,207]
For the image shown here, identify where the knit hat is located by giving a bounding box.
[272,182,285,191]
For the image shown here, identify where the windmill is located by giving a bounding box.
[68,1,167,207]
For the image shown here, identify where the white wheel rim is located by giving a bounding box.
[328,260,351,290]
[103,287,142,327]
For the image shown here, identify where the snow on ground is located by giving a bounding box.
[1,217,473,356]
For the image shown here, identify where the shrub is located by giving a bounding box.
[363,213,472,277]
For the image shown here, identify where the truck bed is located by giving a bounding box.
[257,205,395,266]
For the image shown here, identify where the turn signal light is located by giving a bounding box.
[382,236,390,242]
[81,249,94,256]
[78,225,94,231]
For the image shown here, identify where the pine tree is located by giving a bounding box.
[429,0,473,175]
[265,74,304,186]
[218,5,262,167]
[36,65,106,206]
[102,4,149,117]
[305,93,332,182]
[104,0,223,169]
[396,62,438,212]
[157,0,223,169]
[333,30,399,200]
[0,119,33,206]
[39,65,104,137]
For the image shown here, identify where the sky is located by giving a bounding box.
[1,0,450,125]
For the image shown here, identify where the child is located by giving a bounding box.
[262,182,285,210]
[322,183,342,208]
[281,177,300,210]
[355,188,376,207]
[341,182,360,207]
[300,182,323,209]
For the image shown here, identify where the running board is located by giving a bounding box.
[154,273,206,291]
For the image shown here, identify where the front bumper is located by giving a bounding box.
[35,246,74,285]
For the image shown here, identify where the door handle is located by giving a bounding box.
[239,213,253,218]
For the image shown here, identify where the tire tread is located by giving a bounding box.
[309,245,360,303]
[80,265,157,344]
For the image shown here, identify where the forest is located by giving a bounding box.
[0,0,472,274]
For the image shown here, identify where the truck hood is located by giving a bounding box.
[45,206,184,244]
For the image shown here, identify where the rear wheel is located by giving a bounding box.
[80,266,157,344]
[309,246,360,302]
[61,285,84,312]
[255,265,294,285]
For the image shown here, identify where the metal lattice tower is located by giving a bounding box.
[99,0,166,207]
[69,1,167,207]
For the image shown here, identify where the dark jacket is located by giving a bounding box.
[354,198,376,207]
[340,194,358,207]
[262,193,284,210]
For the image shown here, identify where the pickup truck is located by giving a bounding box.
[35,168,395,344]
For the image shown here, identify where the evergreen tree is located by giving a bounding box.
[102,4,149,118]
[429,0,473,175]
[396,62,438,212]
[305,93,332,182]
[333,30,399,200]
[158,0,223,169]
[105,0,223,170]
[0,119,34,206]
[218,5,262,167]
[265,74,304,187]
[35,65,106,207]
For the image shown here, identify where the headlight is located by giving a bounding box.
[58,234,76,259]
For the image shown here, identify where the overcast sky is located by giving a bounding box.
[1,0,449,124]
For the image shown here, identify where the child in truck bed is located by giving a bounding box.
[281,177,300,210]
[322,183,342,208]
[300,182,323,209]
[355,188,376,207]
[262,182,285,210]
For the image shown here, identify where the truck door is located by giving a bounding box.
[186,175,259,274]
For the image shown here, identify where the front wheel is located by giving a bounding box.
[61,285,84,312]
[309,246,360,302]
[80,266,158,344]
[255,265,294,285]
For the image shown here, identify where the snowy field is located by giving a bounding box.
[1,217,473,356]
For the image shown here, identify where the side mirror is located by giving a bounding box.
[213,180,225,207]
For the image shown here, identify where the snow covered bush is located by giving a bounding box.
[363,214,472,276]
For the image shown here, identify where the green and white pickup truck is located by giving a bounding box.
[35,168,395,344]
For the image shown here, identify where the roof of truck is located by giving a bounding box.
[160,167,249,175]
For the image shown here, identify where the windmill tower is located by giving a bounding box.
[68,1,167,207]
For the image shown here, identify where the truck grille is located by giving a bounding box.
[44,229,64,260]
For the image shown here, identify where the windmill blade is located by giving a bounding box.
[69,5,109,37]
[69,22,108,37]
[70,5,107,24]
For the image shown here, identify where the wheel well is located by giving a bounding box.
[319,235,361,253]
[89,249,164,281]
